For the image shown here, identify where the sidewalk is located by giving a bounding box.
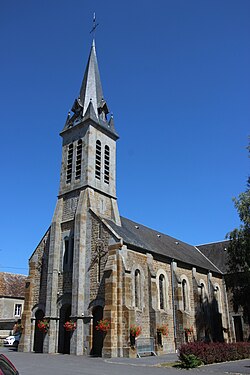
[104,352,179,366]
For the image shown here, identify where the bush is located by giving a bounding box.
[179,354,203,368]
[179,342,250,365]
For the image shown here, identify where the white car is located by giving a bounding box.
[3,333,21,348]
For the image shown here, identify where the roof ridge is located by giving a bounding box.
[196,239,229,247]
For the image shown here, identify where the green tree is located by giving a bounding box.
[226,146,250,324]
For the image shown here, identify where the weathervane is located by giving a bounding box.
[90,12,99,37]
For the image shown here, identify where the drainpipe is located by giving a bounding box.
[171,260,177,351]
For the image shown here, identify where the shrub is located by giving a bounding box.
[179,354,203,368]
[179,342,250,365]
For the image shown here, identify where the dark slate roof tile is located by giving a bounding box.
[196,241,230,274]
[105,217,221,274]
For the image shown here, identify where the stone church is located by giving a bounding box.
[19,39,233,357]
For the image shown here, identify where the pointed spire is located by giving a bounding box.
[79,41,105,120]
[61,39,119,140]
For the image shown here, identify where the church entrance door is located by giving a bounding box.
[58,304,71,354]
[91,306,104,357]
[33,309,45,353]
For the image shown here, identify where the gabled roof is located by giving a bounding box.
[105,216,222,274]
[0,272,26,299]
[196,240,230,274]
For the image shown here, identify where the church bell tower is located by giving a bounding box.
[43,39,120,355]
[59,39,120,223]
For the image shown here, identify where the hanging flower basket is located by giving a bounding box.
[184,326,193,336]
[95,319,110,332]
[157,324,168,336]
[130,324,141,337]
[37,319,49,333]
[64,320,76,332]
[129,325,141,348]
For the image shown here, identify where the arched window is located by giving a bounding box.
[63,235,74,272]
[214,284,222,313]
[95,140,101,180]
[63,236,69,271]
[135,269,141,308]
[75,139,82,180]
[199,282,207,305]
[182,279,188,311]
[66,144,73,183]
[104,145,110,184]
[159,274,166,310]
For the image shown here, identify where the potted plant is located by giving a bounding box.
[184,326,193,336]
[64,320,77,332]
[37,319,49,333]
[157,324,168,336]
[129,324,141,347]
[156,324,168,347]
[95,319,110,332]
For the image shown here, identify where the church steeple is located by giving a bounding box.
[79,39,106,119]
[63,40,117,137]
[58,39,120,225]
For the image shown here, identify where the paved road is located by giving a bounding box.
[1,347,250,375]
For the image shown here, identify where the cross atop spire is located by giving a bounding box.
[90,12,99,37]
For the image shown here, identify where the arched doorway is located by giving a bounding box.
[33,309,45,353]
[58,304,71,354]
[91,306,104,357]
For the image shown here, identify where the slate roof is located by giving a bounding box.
[196,240,230,274]
[105,216,222,274]
[0,272,26,298]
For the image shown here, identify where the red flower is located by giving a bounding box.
[157,324,169,336]
[63,320,76,331]
[95,319,110,332]
[184,326,193,335]
[37,319,49,333]
[130,325,141,337]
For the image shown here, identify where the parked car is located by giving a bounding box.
[3,333,21,348]
[0,354,19,374]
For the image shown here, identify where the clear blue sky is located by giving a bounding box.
[1,0,249,275]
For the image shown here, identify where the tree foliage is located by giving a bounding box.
[226,145,250,324]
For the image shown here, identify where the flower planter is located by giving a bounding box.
[64,320,76,332]
[37,319,49,333]
[95,319,110,332]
